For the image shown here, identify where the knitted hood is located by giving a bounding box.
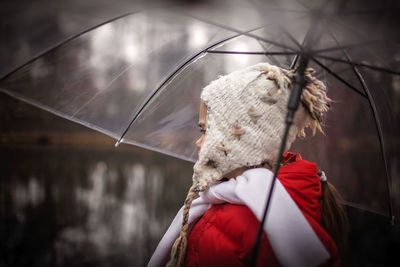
[193,62,327,191]
[168,62,330,267]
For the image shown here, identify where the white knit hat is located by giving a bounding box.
[168,62,330,266]
[193,62,329,191]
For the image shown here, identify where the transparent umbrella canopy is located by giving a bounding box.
[0,0,399,224]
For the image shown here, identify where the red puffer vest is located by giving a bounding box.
[185,153,339,267]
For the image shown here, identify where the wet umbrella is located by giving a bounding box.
[0,0,399,258]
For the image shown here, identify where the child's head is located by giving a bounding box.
[193,62,330,191]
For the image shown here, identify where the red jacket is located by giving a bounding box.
[185,153,339,267]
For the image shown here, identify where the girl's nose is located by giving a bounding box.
[195,135,204,149]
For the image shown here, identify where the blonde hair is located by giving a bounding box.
[167,184,200,267]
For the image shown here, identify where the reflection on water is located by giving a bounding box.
[0,94,193,266]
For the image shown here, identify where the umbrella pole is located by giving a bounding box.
[249,55,309,267]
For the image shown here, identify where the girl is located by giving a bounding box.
[148,62,348,267]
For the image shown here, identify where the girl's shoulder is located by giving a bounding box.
[186,203,279,266]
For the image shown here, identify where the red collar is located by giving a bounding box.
[282,152,303,164]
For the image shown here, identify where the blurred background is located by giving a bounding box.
[0,93,193,266]
[1,0,399,266]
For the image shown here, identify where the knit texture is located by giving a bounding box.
[193,62,311,190]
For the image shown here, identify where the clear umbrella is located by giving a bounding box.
[0,0,399,228]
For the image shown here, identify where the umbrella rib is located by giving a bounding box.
[177,11,299,52]
[280,26,302,49]
[294,0,312,10]
[247,0,308,14]
[255,7,308,13]
[286,0,399,60]
[115,26,265,146]
[326,8,400,15]
[249,3,327,266]
[272,11,320,70]
[0,88,121,141]
[283,0,394,227]
[322,64,353,77]
[322,10,398,49]
[309,40,391,54]
[247,0,310,69]
[256,39,285,68]
[341,200,391,218]
[311,57,367,97]
[283,29,306,69]
[205,50,298,56]
[326,30,395,224]
[314,55,400,76]
[294,0,332,18]
[345,52,395,225]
